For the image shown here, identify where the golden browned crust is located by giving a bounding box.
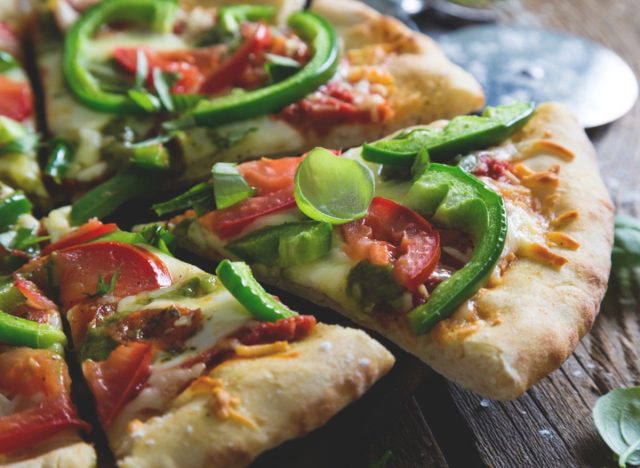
[116,324,394,468]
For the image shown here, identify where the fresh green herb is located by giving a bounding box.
[71,169,159,225]
[128,88,161,112]
[139,224,176,255]
[11,228,48,253]
[0,51,17,72]
[212,162,255,209]
[370,450,393,468]
[593,386,640,467]
[0,191,32,229]
[208,126,256,151]
[80,328,117,361]
[152,68,175,112]
[44,138,73,183]
[128,142,170,171]
[265,53,301,83]
[156,274,217,300]
[0,116,37,157]
[86,267,120,298]
[294,147,374,224]
[611,215,640,302]
[152,182,214,217]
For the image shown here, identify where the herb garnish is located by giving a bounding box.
[86,267,120,298]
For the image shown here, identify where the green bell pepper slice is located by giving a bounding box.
[63,0,179,114]
[0,310,67,349]
[216,260,296,322]
[226,221,332,267]
[218,4,275,38]
[403,163,507,334]
[362,102,535,166]
[175,10,338,128]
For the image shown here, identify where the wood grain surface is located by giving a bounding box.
[252,1,639,467]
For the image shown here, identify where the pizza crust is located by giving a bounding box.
[115,323,394,468]
[3,433,96,468]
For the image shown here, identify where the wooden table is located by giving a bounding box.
[252,1,640,466]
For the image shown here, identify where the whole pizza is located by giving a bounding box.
[0,0,614,466]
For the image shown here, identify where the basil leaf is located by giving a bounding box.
[152,68,175,112]
[611,214,640,302]
[211,162,255,209]
[593,386,640,466]
[294,147,374,224]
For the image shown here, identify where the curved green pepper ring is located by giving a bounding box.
[174,10,339,128]
[63,0,179,114]
[362,102,536,166]
[403,163,507,334]
[218,4,276,37]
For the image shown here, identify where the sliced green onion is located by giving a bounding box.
[152,68,174,112]
[0,51,17,72]
[45,139,73,183]
[93,230,143,245]
[212,162,255,210]
[265,53,301,83]
[216,260,296,322]
[0,192,32,228]
[0,310,67,349]
[139,223,176,255]
[129,143,170,171]
[128,88,161,112]
[71,169,158,225]
[152,182,214,217]
[294,147,374,224]
[134,48,149,88]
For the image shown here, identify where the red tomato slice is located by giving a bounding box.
[239,315,316,345]
[82,342,152,428]
[200,23,271,94]
[55,242,172,309]
[42,220,117,255]
[237,156,303,195]
[113,46,224,94]
[199,187,297,239]
[0,75,33,121]
[13,274,57,311]
[341,197,441,291]
[0,348,87,454]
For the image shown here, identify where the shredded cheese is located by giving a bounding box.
[234,341,289,358]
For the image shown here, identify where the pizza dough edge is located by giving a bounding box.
[115,323,394,468]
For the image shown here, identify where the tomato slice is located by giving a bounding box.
[42,220,117,255]
[113,46,225,94]
[341,197,441,291]
[200,23,271,94]
[82,342,152,428]
[13,274,57,311]
[55,242,172,309]
[0,75,33,122]
[238,156,303,195]
[239,315,316,345]
[199,187,297,239]
[0,348,87,454]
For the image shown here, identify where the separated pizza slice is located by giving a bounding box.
[23,221,394,466]
[0,189,95,466]
[30,0,482,222]
[0,18,50,206]
[163,101,614,400]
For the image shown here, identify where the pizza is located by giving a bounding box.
[28,0,482,221]
[0,19,49,206]
[2,218,393,466]
[164,101,614,400]
[0,185,96,467]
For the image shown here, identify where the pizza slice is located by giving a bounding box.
[0,18,50,206]
[30,0,482,223]
[162,101,614,400]
[21,221,394,466]
[0,191,95,466]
